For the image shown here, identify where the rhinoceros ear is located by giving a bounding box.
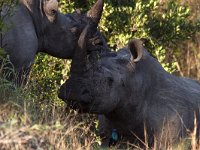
[128,39,144,63]
[44,0,59,22]
[87,0,104,25]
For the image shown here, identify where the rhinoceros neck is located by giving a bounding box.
[21,0,46,39]
[105,101,144,137]
[132,50,172,92]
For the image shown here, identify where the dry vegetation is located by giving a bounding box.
[0,83,98,150]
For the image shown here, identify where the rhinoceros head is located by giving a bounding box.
[58,25,144,114]
[41,0,105,59]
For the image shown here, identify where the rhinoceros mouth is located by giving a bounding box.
[64,98,92,113]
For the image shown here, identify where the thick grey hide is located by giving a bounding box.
[59,40,200,147]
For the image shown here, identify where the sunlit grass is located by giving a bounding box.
[0,91,97,150]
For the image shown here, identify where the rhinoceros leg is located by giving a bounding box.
[98,115,113,147]
[4,26,37,86]
[3,6,38,86]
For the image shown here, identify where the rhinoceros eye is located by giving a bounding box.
[107,77,114,87]
[70,26,79,34]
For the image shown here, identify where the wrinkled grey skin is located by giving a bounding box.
[58,27,200,147]
[1,0,105,85]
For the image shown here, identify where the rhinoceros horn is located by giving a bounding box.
[71,25,89,75]
[87,0,104,25]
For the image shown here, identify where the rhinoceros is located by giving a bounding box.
[58,26,200,147]
[1,0,105,85]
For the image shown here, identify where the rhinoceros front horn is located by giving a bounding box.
[71,25,89,74]
[87,0,104,25]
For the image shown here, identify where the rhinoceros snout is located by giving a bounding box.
[58,83,92,105]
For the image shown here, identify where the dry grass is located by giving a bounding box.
[0,84,98,150]
[125,117,200,150]
[0,101,97,150]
